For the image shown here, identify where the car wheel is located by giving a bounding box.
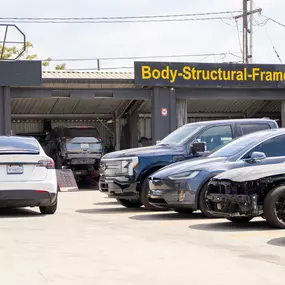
[140,179,168,211]
[116,198,142,208]
[173,208,194,214]
[263,185,285,229]
[198,182,215,218]
[39,199,58,215]
[227,217,253,223]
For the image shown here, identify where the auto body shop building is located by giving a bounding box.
[1,60,285,150]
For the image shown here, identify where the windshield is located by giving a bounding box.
[209,131,271,158]
[158,124,204,145]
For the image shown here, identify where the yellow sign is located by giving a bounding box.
[134,61,285,88]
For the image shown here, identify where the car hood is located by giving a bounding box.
[102,145,184,159]
[150,157,227,178]
[214,163,285,182]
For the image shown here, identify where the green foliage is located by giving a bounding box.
[55,64,66,70]
[0,41,66,70]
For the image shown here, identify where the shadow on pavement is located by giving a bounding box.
[0,208,41,218]
[76,207,147,214]
[93,201,119,206]
[267,237,285,247]
[190,220,277,232]
[129,212,213,221]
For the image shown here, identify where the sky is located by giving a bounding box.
[1,0,285,71]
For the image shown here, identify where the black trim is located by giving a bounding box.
[0,190,56,208]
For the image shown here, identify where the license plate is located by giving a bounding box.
[7,164,24,174]
[80,144,89,148]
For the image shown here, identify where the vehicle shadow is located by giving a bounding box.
[76,206,148,214]
[267,237,285,248]
[93,201,119,206]
[0,208,41,218]
[190,220,278,232]
[129,212,217,221]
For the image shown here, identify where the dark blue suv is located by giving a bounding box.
[99,118,278,211]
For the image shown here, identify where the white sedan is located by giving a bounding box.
[0,136,58,214]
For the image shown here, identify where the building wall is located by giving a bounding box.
[12,119,115,150]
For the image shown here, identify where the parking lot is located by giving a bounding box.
[0,190,284,285]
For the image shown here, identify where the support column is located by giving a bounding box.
[129,108,139,148]
[115,110,121,151]
[176,99,187,128]
[151,87,176,144]
[0,86,11,135]
[281,101,285,127]
[115,118,120,151]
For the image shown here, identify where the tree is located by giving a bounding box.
[0,41,66,70]
[55,64,66,70]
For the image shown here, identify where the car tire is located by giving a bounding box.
[40,198,58,215]
[227,217,253,223]
[140,179,168,211]
[173,208,194,214]
[263,185,285,229]
[116,198,142,208]
[198,182,215,218]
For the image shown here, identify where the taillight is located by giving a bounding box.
[37,159,55,169]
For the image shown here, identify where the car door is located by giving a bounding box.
[195,124,234,152]
[240,134,285,165]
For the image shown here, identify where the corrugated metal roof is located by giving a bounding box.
[187,99,257,113]
[42,71,134,80]
[11,98,124,115]
[259,100,281,113]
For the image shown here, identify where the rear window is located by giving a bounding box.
[240,123,270,135]
[0,137,40,154]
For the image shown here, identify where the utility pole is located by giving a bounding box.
[243,0,249,63]
[234,1,262,64]
[249,0,253,63]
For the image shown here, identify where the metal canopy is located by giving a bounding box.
[11,98,127,119]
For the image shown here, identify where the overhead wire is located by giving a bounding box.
[264,26,282,64]
[41,52,242,62]
[60,52,243,71]
[0,16,235,24]
[0,10,243,21]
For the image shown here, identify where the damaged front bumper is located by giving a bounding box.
[206,193,263,218]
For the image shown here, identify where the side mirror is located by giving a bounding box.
[245,151,266,163]
[190,141,207,154]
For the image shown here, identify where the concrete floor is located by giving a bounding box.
[1,190,285,285]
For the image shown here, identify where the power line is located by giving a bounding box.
[0,10,242,21]
[263,16,285,29]
[42,52,242,62]
[58,53,242,71]
[63,66,134,71]
[264,26,282,64]
[0,16,234,24]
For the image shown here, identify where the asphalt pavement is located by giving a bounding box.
[1,190,285,285]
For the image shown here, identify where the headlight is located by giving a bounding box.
[168,170,200,180]
[101,157,139,176]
